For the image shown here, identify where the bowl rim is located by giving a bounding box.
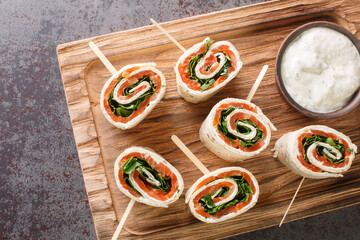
[275,21,360,119]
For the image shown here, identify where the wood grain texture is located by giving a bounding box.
[56,0,360,239]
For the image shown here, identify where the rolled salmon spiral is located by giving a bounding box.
[114,146,184,207]
[185,167,259,223]
[100,63,166,130]
[200,98,276,162]
[273,125,357,179]
[174,37,242,103]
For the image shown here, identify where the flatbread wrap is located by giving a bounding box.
[185,167,259,223]
[273,125,357,179]
[200,98,276,162]
[101,63,166,129]
[114,146,184,207]
[175,38,242,103]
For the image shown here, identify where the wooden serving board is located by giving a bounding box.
[57,0,360,239]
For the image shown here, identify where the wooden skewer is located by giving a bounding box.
[171,135,210,175]
[111,199,136,240]
[246,65,268,102]
[89,41,135,240]
[279,176,306,227]
[150,18,187,53]
[89,41,118,75]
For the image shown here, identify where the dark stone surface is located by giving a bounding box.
[0,0,358,239]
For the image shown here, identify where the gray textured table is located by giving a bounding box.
[0,0,359,239]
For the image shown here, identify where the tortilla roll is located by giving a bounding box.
[174,37,242,103]
[200,98,276,162]
[100,63,166,129]
[114,146,184,207]
[185,167,259,223]
[273,125,357,179]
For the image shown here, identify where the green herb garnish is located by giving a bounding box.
[108,75,156,118]
[122,157,172,195]
[217,106,264,148]
[187,39,232,91]
[199,175,253,215]
[302,135,346,164]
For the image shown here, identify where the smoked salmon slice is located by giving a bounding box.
[114,146,184,207]
[174,37,242,103]
[100,63,166,130]
[200,98,277,162]
[185,167,259,223]
[273,125,357,178]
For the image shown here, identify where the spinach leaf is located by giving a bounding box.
[121,157,172,194]
[187,39,232,91]
[302,134,346,164]
[124,176,142,196]
[325,137,336,147]
[199,175,253,215]
[122,157,142,174]
[200,79,215,91]
[200,194,216,209]
[108,75,156,118]
[236,119,253,135]
[215,187,230,198]
[216,106,264,148]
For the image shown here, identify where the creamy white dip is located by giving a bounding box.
[281,27,360,112]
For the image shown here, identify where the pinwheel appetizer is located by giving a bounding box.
[174,37,242,103]
[200,98,276,162]
[100,63,166,129]
[273,125,357,179]
[114,146,184,207]
[185,167,259,223]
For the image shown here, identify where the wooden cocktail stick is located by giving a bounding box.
[111,199,135,240]
[150,18,187,53]
[171,135,210,175]
[88,41,134,240]
[279,176,306,227]
[89,41,118,75]
[246,65,268,102]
